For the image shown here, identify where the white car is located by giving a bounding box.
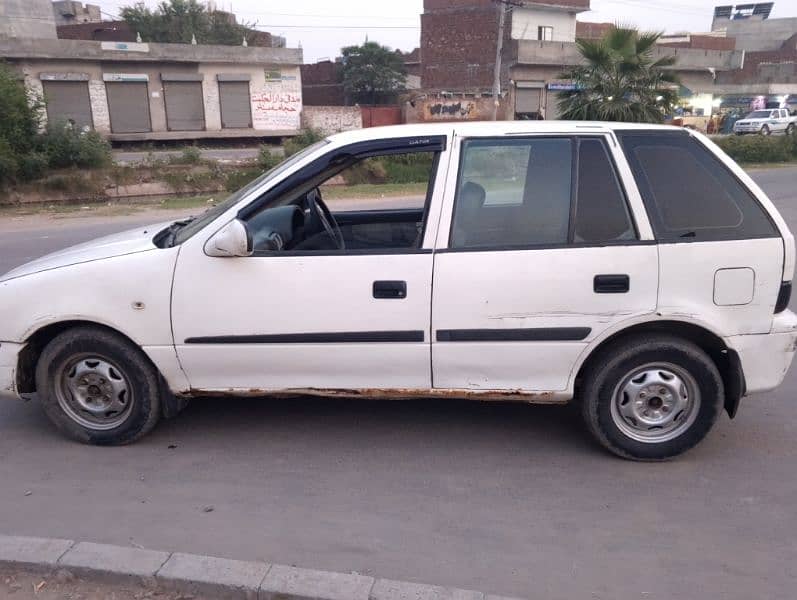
[1,122,796,460]
[733,108,796,136]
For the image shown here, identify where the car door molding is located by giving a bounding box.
[436,328,591,342]
[185,330,426,344]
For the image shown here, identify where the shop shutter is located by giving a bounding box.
[106,82,152,133]
[219,81,252,129]
[164,81,205,131]
[42,81,93,130]
[515,87,542,115]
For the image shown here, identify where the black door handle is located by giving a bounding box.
[594,274,630,294]
[373,280,407,299]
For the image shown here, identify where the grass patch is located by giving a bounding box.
[321,182,428,200]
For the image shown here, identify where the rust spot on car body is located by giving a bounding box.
[178,387,567,404]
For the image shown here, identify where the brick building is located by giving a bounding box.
[415,0,743,121]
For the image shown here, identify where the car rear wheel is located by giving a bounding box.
[36,326,161,445]
[760,125,771,136]
[580,334,724,461]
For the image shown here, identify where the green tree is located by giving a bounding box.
[0,62,42,156]
[558,27,680,123]
[341,42,407,105]
[121,0,255,45]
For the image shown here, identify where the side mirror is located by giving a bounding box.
[204,219,253,258]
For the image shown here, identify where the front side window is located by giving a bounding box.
[618,132,777,242]
[450,136,636,249]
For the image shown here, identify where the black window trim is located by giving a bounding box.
[616,129,780,244]
[446,133,642,253]
[240,136,446,258]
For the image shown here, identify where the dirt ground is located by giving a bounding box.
[0,569,212,600]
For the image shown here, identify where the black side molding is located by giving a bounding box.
[186,331,425,344]
[436,328,591,343]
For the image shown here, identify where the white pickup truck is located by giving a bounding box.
[733,108,797,136]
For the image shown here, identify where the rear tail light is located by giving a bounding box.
[775,281,792,314]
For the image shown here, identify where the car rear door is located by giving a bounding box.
[430,131,659,395]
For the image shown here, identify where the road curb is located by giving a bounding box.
[0,534,526,600]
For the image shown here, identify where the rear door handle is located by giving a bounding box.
[373,280,407,299]
[594,274,630,294]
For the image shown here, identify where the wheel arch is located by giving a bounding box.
[573,319,745,419]
[15,319,186,419]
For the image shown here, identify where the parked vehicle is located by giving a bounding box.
[1,122,795,460]
[733,108,797,136]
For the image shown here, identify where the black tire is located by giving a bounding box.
[580,334,724,461]
[787,124,795,137]
[760,125,771,136]
[35,326,161,445]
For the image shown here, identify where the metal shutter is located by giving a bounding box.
[515,88,542,114]
[219,81,252,129]
[106,82,152,133]
[42,81,93,130]
[164,81,205,131]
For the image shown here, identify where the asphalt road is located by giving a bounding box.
[1,167,797,599]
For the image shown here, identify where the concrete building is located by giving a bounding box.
[416,0,744,121]
[0,0,57,39]
[711,3,796,51]
[52,1,101,26]
[0,36,304,141]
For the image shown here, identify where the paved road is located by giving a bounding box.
[1,167,796,599]
[113,147,265,165]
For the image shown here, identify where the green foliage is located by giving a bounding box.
[121,0,256,45]
[176,146,202,165]
[284,129,325,157]
[713,134,797,164]
[39,123,112,170]
[258,146,282,171]
[0,140,19,184]
[0,62,42,158]
[342,153,434,185]
[558,26,680,123]
[341,41,407,105]
[17,152,49,182]
[225,167,262,192]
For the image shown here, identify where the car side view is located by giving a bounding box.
[1,121,795,460]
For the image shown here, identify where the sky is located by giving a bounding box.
[99,0,797,63]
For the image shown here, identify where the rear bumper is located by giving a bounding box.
[727,311,797,395]
[0,342,23,399]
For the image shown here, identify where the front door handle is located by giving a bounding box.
[373,280,407,299]
[594,274,630,294]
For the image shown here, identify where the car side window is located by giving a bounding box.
[618,132,777,242]
[450,136,636,249]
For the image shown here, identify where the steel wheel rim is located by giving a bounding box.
[55,354,134,430]
[610,362,701,444]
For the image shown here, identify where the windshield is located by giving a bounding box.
[747,110,774,119]
[170,140,329,245]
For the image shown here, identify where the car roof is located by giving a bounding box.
[327,120,685,145]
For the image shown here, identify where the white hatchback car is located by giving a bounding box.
[1,122,795,460]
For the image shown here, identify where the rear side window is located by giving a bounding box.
[618,132,777,242]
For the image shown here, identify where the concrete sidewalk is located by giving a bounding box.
[0,534,521,600]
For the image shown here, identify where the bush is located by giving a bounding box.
[39,123,112,170]
[0,139,19,185]
[17,152,49,182]
[258,145,282,171]
[284,128,325,157]
[176,146,202,165]
[225,167,262,192]
[712,134,797,164]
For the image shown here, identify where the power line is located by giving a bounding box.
[254,24,419,30]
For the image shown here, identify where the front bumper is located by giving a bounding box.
[727,311,797,395]
[0,341,23,399]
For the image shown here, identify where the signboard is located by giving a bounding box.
[547,82,581,91]
[102,73,150,82]
[101,42,150,53]
[252,69,302,131]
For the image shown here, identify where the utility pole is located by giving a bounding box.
[492,0,521,120]
[491,0,507,121]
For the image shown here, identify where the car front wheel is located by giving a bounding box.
[36,326,161,445]
[580,334,723,461]
[760,125,771,136]
[787,123,795,136]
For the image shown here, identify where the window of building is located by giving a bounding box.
[538,26,553,41]
[618,132,778,242]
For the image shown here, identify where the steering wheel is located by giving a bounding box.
[305,188,345,250]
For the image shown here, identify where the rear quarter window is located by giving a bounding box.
[618,132,777,242]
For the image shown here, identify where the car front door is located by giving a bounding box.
[431,132,658,395]
[170,134,450,394]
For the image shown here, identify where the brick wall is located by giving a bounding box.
[56,21,135,41]
[717,33,797,84]
[300,61,345,106]
[659,35,736,51]
[302,106,362,135]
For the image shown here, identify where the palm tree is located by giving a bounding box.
[558,27,680,123]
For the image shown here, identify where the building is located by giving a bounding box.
[414,0,745,122]
[52,1,101,26]
[0,0,57,39]
[1,36,304,141]
[711,2,797,51]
